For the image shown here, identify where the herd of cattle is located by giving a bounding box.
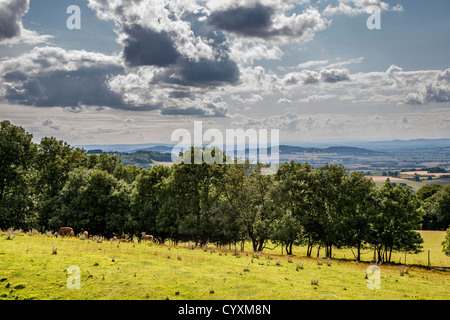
[56,227,154,243]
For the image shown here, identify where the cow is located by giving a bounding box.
[58,227,73,237]
[80,231,88,240]
[141,232,154,243]
[110,236,118,243]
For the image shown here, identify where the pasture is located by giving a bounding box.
[0,230,449,300]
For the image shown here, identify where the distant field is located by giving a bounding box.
[368,176,425,192]
[401,171,448,176]
[0,231,449,300]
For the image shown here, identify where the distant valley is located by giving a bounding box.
[77,138,450,173]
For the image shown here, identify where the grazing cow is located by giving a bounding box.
[58,227,73,237]
[141,232,154,243]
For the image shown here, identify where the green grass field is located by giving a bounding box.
[0,231,449,300]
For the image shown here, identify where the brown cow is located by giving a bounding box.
[58,227,73,237]
[82,231,88,239]
[141,232,154,243]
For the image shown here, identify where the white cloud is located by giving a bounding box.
[323,0,403,16]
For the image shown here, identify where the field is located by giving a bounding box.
[0,231,449,300]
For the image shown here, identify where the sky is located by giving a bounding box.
[0,0,449,146]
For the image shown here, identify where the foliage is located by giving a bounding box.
[443,227,450,256]
[420,185,450,230]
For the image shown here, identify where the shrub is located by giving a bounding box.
[442,227,450,257]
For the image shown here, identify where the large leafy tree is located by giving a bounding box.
[34,137,89,230]
[271,161,314,255]
[53,168,131,238]
[371,182,423,262]
[339,171,378,261]
[158,147,225,244]
[130,165,171,242]
[0,121,37,230]
[311,164,348,258]
[218,161,277,252]
[420,185,450,231]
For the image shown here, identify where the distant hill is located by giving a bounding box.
[109,150,172,169]
[76,143,174,153]
[277,145,382,155]
[332,138,450,152]
[128,145,174,153]
[321,146,382,155]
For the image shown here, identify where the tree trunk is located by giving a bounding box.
[257,239,264,252]
[357,243,361,262]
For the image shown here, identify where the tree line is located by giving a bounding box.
[1,120,449,262]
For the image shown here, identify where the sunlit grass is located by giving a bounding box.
[0,231,449,300]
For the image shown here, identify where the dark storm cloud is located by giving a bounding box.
[151,56,240,87]
[123,25,180,67]
[208,3,275,38]
[0,0,28,41]
[2,65,135,109]
[120,13,240,87]
[178,57,240,86]
[207,3,327,42]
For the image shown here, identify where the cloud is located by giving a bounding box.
[0,47,136,110]
[208,3,328,43]
[296,60,329,69]
[90,0,240,89]
[319,68,351,83]
[208,3,275,38]
[122,25,181,67]
[0,0,29,41]
[0,0,53,45]
[405,68,450,105]
[230,38,284,65]
[280,68,350,86]
[323,0,403,16]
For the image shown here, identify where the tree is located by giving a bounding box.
[218,161,277,252]
[339,171,377,261]
[129,165,171,242]
[158,147,225,244]
[271,161,314,255]
[420,185,450,230]
[0,121,36,204]
[370,182,423,262]
[0,121,37,230]
[53,168,131,238]
[34,137,89,230]
[312,164,348,258]
[442,227,450,256]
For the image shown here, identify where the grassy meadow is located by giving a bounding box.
[0,230,449,300]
